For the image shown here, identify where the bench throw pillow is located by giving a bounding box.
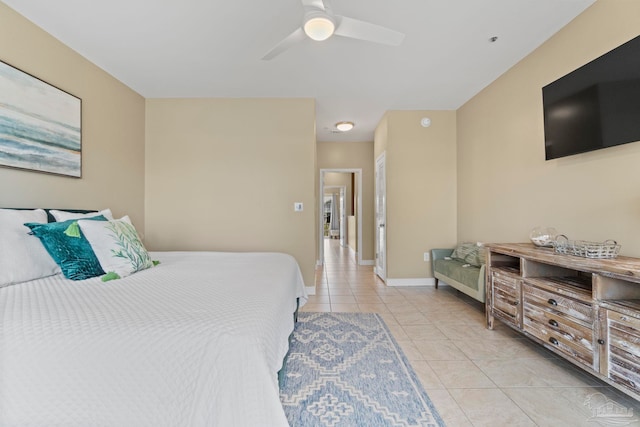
[25,215,107,280]
[79,216,153,280]
[464,246,486,267]
[451,242,486,267]
[451,242,477,261]
[0,209,61,287]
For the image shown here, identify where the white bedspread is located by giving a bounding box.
[0,251,307,426]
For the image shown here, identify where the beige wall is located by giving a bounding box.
[457,0,640,256]
[145,98,316,286]
[375,111,458,279]
[0,3,146,226]
[317,141,375,262]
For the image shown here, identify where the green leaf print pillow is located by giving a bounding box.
[78,216,153,280]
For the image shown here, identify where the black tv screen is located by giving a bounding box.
[543,35,640,160]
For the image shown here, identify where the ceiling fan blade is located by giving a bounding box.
[334,15,405,46]
[262,27,306,60]
[300,0,326,11]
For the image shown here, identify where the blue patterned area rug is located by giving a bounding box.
[279,312,446,427]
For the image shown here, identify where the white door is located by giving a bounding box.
[375,154,386,281]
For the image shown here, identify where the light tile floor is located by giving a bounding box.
[302,239,640,426]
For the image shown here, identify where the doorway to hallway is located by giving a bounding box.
[318,168,363,267]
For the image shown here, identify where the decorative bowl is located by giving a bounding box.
[529,227,558,248]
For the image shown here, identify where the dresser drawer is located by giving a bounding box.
[523,282,593,325]
[605,310,640,392]
[491,272,521,328]
[492,270,519,289]
[524,301,594,370]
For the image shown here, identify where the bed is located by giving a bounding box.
[0,209,307,426]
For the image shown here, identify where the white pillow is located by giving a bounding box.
[50,209,114,221]
[0,209,61,287]
[78,216,153,279]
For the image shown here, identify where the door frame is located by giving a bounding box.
[318,169,363,266]
[374,153,386,281]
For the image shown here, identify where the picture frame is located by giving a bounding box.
[0,59,82,178]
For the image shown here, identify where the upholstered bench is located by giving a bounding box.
[431,243,486,303]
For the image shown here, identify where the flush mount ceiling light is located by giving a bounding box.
[335,121,355,132]
[303,11,335,41]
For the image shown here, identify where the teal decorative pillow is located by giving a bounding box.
[25,216,107,280]
[78,216,153,280]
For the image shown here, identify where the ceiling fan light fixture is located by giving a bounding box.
[303,12,335,41]
[335,121,354,132]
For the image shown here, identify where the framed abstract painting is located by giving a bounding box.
[0,60,81,178]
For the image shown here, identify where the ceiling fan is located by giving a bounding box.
[262,0,405,60]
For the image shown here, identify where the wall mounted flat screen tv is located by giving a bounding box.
[543,35,640,160]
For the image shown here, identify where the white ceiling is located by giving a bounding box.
[2,0,595,142]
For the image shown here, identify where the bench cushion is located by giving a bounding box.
[433,258,481,291]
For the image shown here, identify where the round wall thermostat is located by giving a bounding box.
[420,117,431,128]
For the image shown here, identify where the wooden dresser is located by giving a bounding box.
[486,243,640,400]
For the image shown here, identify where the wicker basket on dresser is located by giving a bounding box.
[485,243,640,400]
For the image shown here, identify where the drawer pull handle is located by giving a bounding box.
[598,339,605,345]
[547,299,558,306]
[548,319,559,327]
[549,337,559,345]
[513,300,519,306]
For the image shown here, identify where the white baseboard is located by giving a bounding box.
[360,260,375,266]
[386,277,436,287]
[305,286,316,295]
